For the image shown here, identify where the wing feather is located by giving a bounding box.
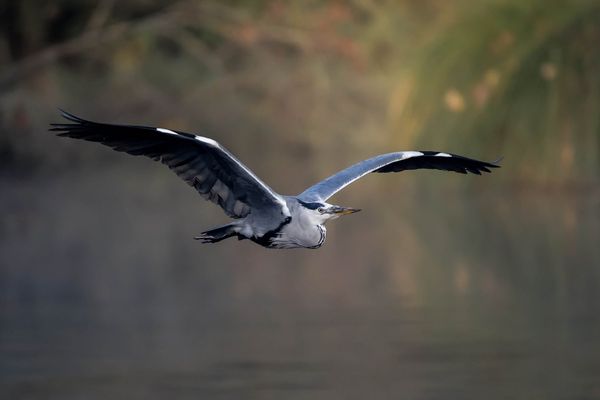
[299,151,500,202]
[50,111,287,219]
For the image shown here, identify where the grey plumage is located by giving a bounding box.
[51,111,500,249]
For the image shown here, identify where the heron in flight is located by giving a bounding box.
[51,111,499,249]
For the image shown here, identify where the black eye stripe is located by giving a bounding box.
[299,200,323,210]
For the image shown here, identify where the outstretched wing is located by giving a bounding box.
[298,151,500,202]
[51,111,288,219]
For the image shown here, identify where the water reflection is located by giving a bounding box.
[1,168,599,399]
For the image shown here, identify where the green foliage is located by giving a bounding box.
[1,0,599,185]
[391,0,600,183]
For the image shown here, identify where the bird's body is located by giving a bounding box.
[217,197,346,249]
[51,111,499,249]
[191,197,347,249]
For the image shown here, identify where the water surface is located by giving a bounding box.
[1,168,599,399]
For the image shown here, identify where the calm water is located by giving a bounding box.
[1,168,600,399]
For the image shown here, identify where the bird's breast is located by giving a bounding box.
[267,222,326,249]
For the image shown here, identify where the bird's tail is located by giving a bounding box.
[194,223,238,243]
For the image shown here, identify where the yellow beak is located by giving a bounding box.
[331,206,361,215]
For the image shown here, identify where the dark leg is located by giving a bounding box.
[194,224,238,243]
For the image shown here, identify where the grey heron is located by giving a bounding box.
[51,111,500,249]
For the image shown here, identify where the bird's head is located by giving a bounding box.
[298,200,360,224]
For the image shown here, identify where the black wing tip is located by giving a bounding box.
[50,109,93,134]
[471,161,501,175]
[420,151,501,174]
[475,157,502,174]
[57,108,83,122]
[452,152,502,174]
[56,109,99,126]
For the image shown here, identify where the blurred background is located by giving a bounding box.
[1,0,600,399]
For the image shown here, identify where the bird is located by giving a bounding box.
[51,110,500,249]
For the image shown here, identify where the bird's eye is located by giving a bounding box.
[317,207,324,213]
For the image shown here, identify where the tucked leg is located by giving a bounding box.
[194,223,238,243]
